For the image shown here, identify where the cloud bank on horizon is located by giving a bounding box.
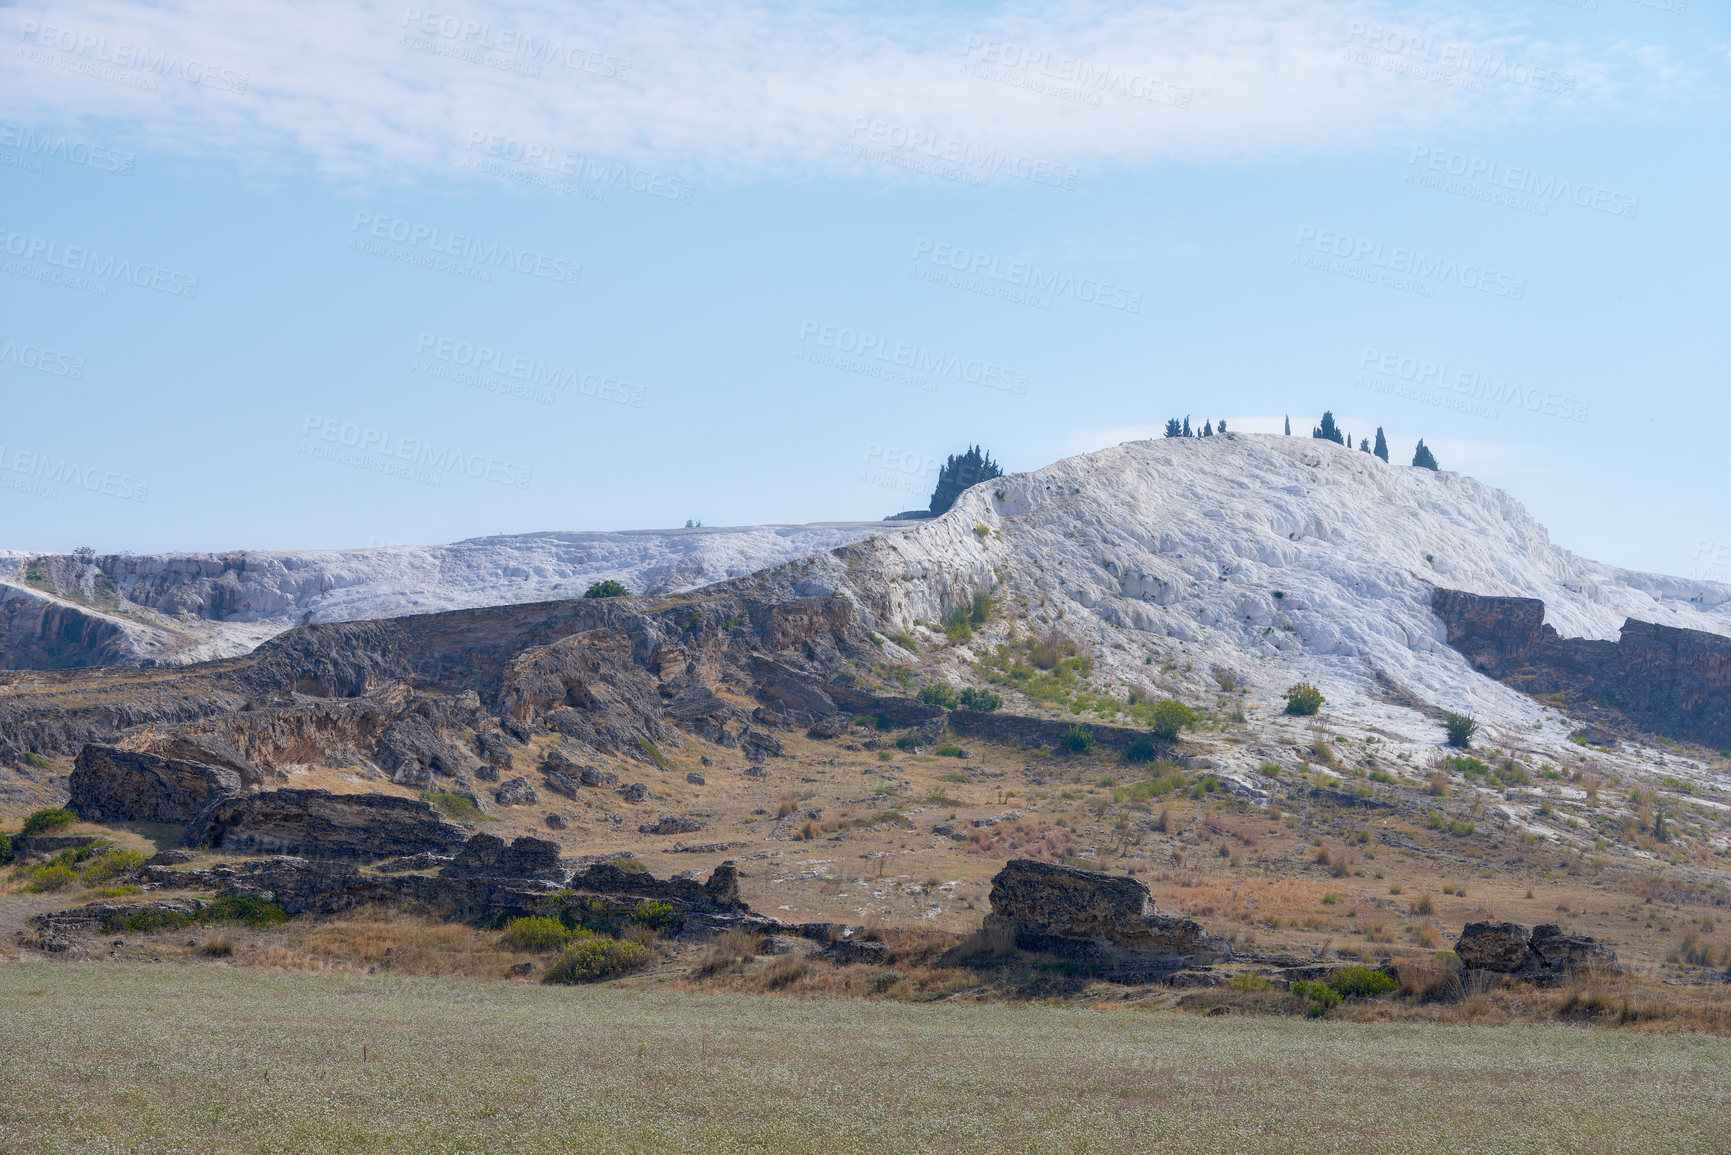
[1,0,1690,184]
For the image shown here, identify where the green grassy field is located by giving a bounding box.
[2,964,1728,1153]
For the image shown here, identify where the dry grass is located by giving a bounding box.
[244,907,547,979]
[2,960,1728,1153]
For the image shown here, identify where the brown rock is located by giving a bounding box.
[183,789,468,860]
[1457,920,1621,980]
[70,744,243,824]
[983,858,1231,977]
[441,833,565,880]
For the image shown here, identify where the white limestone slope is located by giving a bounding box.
[781,434,1731,773]
[0,522,907,663]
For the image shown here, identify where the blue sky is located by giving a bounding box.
[1,0,1726,580]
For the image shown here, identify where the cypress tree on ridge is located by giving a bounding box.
[1412,439,1439,470]
[1374,427,1389,462]
[929,446,1003,514]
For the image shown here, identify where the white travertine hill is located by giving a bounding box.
[756,433,1731,774]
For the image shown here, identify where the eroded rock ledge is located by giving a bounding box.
[1432,588,1731,747]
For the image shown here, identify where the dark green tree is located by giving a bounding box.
[1373,427,1389,462]
[1164,418,1183,437]
[1284,416,1291,435]
[1359,437,1370,452]
[1182,416,1192,437]
[1312,411,1345,444]
[1217,419,1228,433]
[1201,420,1213,437]
[929,445,1003,515]
[1413,439,1439,470]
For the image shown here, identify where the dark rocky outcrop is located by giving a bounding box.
[1433,588,1731,748]
[1455,921,1621,981]
[440,833,564,880]
[182,789,468,860]
[949,711,1173,758]
[983,859,1231,978]
[374,708,467,787]
[638,815,704,836]
[69,744,245,824]
[566,859,745,913]
[495,777,537,806]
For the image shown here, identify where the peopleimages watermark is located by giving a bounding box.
[299,415,533,489]
[1355,347,1588,423]
[958,37,1192,110]
[860,443,940,500]
[846,119,1079,191]
[460,133,694,205]
[910,239,1141,313]
[1406,145,1638,220]
[412,332,646,408]
[0,444,148,503]
[796,321,1029,396]
[0,228,199,298]
[1293,226,1525,301]
[0,337,84,378]
[401,8,631,81]
[17,20,249,93]
[348,212,581,287]
[0,122,133,177]
[1690,540,1731,584]
[1343,23,1576,96]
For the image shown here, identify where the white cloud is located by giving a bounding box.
[0,0,1685,185]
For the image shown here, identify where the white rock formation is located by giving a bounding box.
[0,522,909,664]
[749,433,1731,791]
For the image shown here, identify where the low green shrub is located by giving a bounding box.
[21,863,78,893]
[958,687,1001,712]
[1291,979,1342,1016]
[940,609,972,643]
[1283,683,1324,716]
[78,847,144,884]
[1123,738,1160,765]
[932,745,965,758]
[201,896,289,929]
[0,833,11,865]
[501,916,575,952]
[106,907,194,934]
[629,900,680,934]
[19,808,76,838]
[582,580,629,599]
[1058,725,1095,755]
[917,684,960,709]
[1443,712,1479,748]
[1146,699,1197,740]
[543,931,654,984]
[894,733,922,751]
[873,971,904,992]
[1326,965,1398,999]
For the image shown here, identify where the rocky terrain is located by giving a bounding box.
[0,522,901,668]
[1,433,1727,1002]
